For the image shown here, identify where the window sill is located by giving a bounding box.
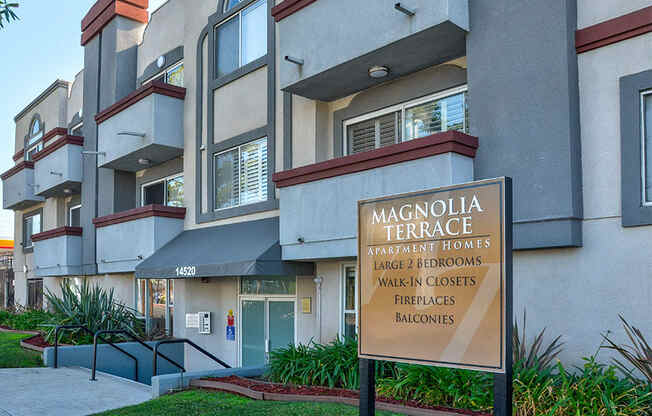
[197,198,279,224]
[211,56,267,90]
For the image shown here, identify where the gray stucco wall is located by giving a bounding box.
[44,340,184,385]
[467,0,583,250]
[34,235,82,277]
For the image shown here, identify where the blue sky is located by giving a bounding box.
[0,0,166,240]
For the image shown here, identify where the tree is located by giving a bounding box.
[0,1,19,29]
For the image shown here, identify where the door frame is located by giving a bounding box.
[237,295,297,367]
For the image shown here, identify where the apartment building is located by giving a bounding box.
[2,0,651,370]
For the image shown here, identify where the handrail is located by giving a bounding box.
[153,338,231,378]
[92,330,139,382]
[53,325,132,372]
[90,329,185,382]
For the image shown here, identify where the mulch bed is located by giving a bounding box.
[201,376,491,416]
[22,334,53,348]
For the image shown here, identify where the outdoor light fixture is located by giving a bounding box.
[285,55,304,65]
[138,158,151,166]
[63,188,72,195]
[297,236,305,244]
[157,55,166,68]
[394,2,415,16]
[368,66,389,78]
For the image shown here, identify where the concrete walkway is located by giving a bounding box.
[0,367,151,416]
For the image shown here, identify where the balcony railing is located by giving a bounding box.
[95,81,186,172]
[33,135,84,198]
[1,161,44,210]
[272,131,478,260]
[93,205,186,274]
[32,227,83,277]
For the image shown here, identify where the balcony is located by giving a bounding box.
[33,135,84,198]
[272,131,478,260]
[1,162,44,210]
[95,82,186,172]
[272,0,469,101]
[93,205,186,274]
[32,227,83,277]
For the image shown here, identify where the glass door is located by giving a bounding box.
[242,299,266,367]
[268,299,295,356]
[240,297,295,367]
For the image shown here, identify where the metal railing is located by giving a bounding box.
[54,325,134,372]
[153,338,231,378]
[91,329,185,382]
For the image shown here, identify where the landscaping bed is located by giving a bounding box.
[195,376,489,416]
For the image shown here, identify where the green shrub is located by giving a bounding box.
[514,310,563,371]
[268,337,652,415]
[43,279,143,345]
[268,337,396,390]
[0,306,53,331]
[603,315,652,385]
[377,364,492,411]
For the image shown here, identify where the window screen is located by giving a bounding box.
[143,182,165,205]
[216,15,239,78]
[27,279,43,309]
[23,212,41,249]
[69,205,81,227]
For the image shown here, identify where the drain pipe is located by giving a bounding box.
[313,276,323,343]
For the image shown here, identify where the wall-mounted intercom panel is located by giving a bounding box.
[198,311,211,334]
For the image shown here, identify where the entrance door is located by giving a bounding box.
[241,298,295,367]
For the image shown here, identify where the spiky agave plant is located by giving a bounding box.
[0,1,18,28]
[602,315,652,384]
[513,310,564,371]
[43,279,143,345]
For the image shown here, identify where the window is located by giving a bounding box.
[27,279,43,310]
[341,266,357,339]
[142,175,184,207]
[642,92,652,205]
[240,276,296,295]
[215,0,267,78]
[22,211,41,250]
[214,137,267,210]
[223,0,245,12]
[136,279,174,336]
[25,142,43,162]
[25,116,44,161]
[69,204,81,227]
[344,87,468,155]
[150,62,184,87]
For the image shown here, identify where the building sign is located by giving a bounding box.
[358,178,511,373]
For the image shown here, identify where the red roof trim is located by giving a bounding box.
[273,131,479,188]
[1,161,35,181]
[81,0,148,46]
[95,81,186,124]
[32,227,83,242]
[576,6,652,53]
[93,204,186,228]
[42,127,69,144]
[32,136,84,163]
[271,0,317,22]
[12,149,24,162]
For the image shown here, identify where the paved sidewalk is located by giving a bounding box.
[0,367,151,416]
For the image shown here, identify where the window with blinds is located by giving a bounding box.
[345,89,468,155]
[214,137,268,210]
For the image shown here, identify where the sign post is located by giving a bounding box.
[357,178,513,416]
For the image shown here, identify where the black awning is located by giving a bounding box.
[135,217,314,279]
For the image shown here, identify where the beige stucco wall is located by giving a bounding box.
[67,71,84,126]
[137,0,185,80]
[577,0,651,29]
[213,67,268,143]
[174,277,239,371]
[14,84,69,153]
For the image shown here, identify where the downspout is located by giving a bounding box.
[313,276,323,343]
